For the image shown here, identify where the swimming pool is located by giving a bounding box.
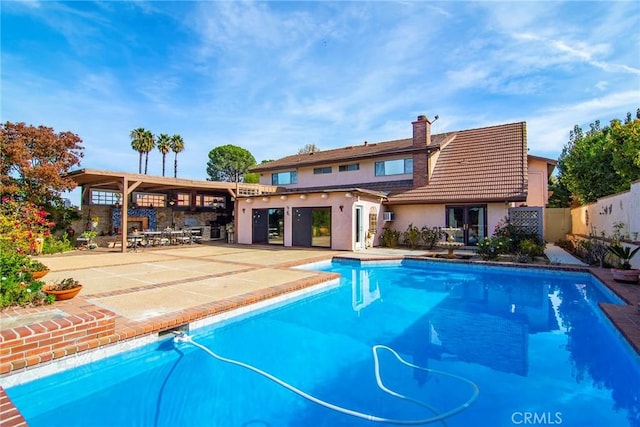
[5,259,640,426]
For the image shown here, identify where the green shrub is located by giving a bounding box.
[0,244,54,309]
[421,226,442,249]
[476,236,510,260]
[402,224,422,249]
[42,233,74,255]
[516,238,545,263]
[494,217,545,254]
[380,228,400,248]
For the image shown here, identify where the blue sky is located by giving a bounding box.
[2,0,639,181]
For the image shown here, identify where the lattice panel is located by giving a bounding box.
[509,207,543,237]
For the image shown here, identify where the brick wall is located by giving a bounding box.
[412,115,432,188]
[0,309,116,375]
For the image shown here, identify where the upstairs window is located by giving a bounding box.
[272,171,297,185]
[374,158,413,176]
[339,163,360,172]
[313,167,332,175]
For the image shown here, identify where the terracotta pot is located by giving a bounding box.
[611,269,640,284]
[42,285,83,301]
[31,269,50,280]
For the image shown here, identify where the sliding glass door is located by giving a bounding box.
[445,205,486,245]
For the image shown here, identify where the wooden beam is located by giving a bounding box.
[120,177,128,253]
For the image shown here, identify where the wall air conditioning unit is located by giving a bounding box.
[383,211,395,222]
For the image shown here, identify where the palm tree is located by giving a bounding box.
[130,128,147,173]
[170,134,185,178]
[141,130,156,175]
[156,133,172,177]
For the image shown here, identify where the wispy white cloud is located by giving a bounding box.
[2,0,639,181]
[527,90,640,155]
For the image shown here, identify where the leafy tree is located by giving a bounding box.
[156,133,172,177]
[243,172,260,183]
[608,109,640,184]
[206,145,256,182]
[547,175,573,208]
[170,134,185,178]
[1,122,84,205]
[297,143,319,154]
[556,111,640,205]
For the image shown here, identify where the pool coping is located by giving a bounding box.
[0,252,638,427]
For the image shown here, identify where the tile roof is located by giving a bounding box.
[387,122,528,204]
[252,121,528,204]
[250,134,448,172]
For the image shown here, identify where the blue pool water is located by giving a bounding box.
[6,259,640,427]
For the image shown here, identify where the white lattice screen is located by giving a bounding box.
[508,207,543,238]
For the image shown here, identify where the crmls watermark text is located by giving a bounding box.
[511,412,563,425]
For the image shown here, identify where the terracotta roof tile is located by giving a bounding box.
[252,121,528,204]
[388,122,528,203]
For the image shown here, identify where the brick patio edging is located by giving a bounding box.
[0,309,116,375]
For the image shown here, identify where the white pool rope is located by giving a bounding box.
[173,332,479,425]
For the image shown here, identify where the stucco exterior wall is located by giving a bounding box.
[377,202,510,242]
[258,155,413,188]
[236,191,383,251]
[525,158,549,207]
[570,180,640,240]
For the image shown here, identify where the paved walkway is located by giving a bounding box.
[544,243,589,266]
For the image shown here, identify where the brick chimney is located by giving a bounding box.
[412,115,432,187]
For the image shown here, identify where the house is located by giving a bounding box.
[241,115,556,250]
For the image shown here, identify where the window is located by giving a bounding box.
[198,195,226,209]
[339,163,359,172]
[369,212,378,231]
[313,167,332,175]
[90,190,121,205]
[374,158,413,176]
[272,171,297,185]
[175,193,190,207]
[133,192,166,207]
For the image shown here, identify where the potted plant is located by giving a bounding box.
[42,277,83,300]
[25,259,50,279]
[607,244,640,283]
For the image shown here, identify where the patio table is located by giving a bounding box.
[127,233,144,252]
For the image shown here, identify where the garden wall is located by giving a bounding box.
[545,208,571,243]
[570,180,640,239]
[569,179,640,269]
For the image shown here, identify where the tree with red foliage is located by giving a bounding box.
[1,122,84,205]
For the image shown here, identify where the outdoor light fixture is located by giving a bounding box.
[168,199,176,206]
[339,205,344,212]
[262,197,269,202]
[299,194,307,200]
[321,193,329,199]
[280,195,288,201]
[345,192,353,198]
[246,198,252,203]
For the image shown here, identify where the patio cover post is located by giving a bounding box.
[120,177,128,253]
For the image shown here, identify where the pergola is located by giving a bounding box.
[66,168,277,253]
